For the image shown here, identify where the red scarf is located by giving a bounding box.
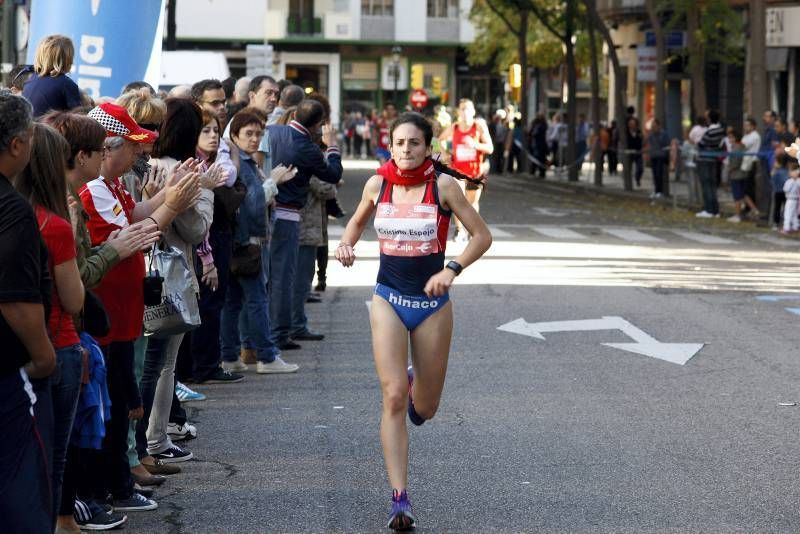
[377,158,436,186]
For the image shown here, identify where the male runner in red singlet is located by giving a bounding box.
[438,98,493,242]
[375,102,398,165]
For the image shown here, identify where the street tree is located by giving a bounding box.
[584,0,633,191]
[665,0,744,118]
[471,0,534,173]
[518,0,582,181]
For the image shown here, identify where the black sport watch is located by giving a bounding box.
[445,260,463,276]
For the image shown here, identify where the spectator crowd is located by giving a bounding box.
[1,34,344,533]
[495,103,800,232]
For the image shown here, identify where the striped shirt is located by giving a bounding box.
[697,123,726,162]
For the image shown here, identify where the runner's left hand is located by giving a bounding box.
[424,269,456,297]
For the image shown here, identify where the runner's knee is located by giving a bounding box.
[382,385,408,415]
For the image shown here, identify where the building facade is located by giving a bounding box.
[175,0,478,125]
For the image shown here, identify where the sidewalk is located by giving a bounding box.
[523,163,739,216]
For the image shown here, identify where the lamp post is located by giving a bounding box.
[391,45,402,107]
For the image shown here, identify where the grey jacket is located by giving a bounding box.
[298,177,337,247]
[151,157,214,292]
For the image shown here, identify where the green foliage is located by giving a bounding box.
[662,0,745,66]
[468,0,599,73]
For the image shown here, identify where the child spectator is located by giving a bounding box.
[771,153,790,229]
[782,158,800,234]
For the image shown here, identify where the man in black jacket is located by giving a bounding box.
[268,99,342,350]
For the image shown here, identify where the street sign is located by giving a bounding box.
[410,88,428,109]
[644,31,686,48]
[636,47,657,82]
[498,316,704,365]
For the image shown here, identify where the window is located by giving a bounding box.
[427,0,458,18]
[362,0,394,15]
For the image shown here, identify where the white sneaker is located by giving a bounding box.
[727,215,741,223]
[257,356,299,374]
[167,422,197,442]
[695,211,713,218]
[222,358,248,373]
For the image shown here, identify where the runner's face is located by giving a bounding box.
[459,102,475,123]
[198,120,220,154]
[232,122,263,154]
[200,88,227,124]
[391,123,431,170]
[250,80,280,115]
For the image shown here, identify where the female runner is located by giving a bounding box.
[335,112,492,530]
[438,98,493,242]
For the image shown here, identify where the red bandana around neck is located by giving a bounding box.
[376,158,436,186]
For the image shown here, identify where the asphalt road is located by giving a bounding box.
[128,162,800,533]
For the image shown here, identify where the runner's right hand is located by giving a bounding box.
[335,242,355,267]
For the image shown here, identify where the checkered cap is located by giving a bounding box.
[88,103,157,144]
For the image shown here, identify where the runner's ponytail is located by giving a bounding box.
[431,157,485,186]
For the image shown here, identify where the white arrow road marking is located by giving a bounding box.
[786,308,800,316]
[498,315,704,365]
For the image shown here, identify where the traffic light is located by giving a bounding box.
[411,64,423,90]
[509,63,522,88]
[431,76,442,96]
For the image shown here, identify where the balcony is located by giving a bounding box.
[360,16,394,41]
[287,15,322,36]
[596,0,646,19]
[426,18,459,42]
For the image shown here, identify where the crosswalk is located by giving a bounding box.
[325,221,800,248]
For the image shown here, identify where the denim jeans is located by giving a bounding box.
[127,335,147,467]
[51,344,83,519]
[632,155,644,184]
[697,160,720,214]
[136,334,183,457]
[651,157,667,194]
[240,241,272,351]
[291,244,317,336]
[221,244,279,363]
[269,218,299,345]
[0,369,51,533]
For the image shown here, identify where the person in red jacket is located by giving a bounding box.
[438,99,493,242]
[79,102,200,511]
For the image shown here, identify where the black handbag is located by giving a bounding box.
[81,289,110,338]
[215,178,247,221]
[230,243,262,277]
